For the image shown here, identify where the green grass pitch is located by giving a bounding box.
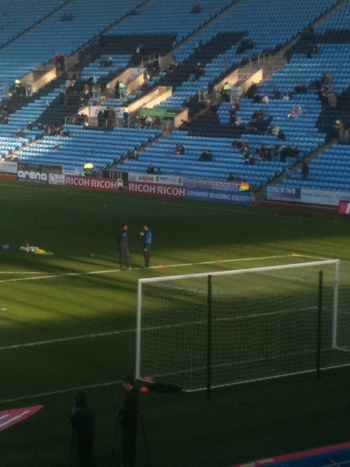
[1,181,350,467]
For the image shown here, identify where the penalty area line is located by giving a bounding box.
[0,380,123,404]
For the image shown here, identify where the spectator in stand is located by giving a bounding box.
[130,150,139,160]
[272,87,281,99]
[283,88,293,100]
[174,144,185,155]
[294,83,307,94]
[16,129,25,138]
[221,82,231,102]
[144,115,152,128]
[301,161,309,180]
[246,82,258,99]
[179,119,190,131]
[227,173,236,181]
[114,81,120,99]
[236,37,254,54]
[191,4,201,13]
[327,89,337,109]
[147,164,155,174]
[334,119,345,143]
[288,106,302,118]
[198,149,213,161]
[261,94,269,104]
[194,63,205,81]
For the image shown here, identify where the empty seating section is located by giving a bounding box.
[108,0,233,45]
[174,0,339,64]
[158,0,339,110]
[81,55,132,81]
[0,0,65,47]
[282,145,350,191]
[0,0,140,94]
[120,132,287,189]
[316,2,350,33]
[15,127,161,171]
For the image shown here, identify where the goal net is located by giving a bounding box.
[136,259,350,392]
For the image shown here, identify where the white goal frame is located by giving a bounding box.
[135,259,340,389]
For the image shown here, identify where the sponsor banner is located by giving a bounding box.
[18,163,62,175]
[212,180,240,192]
[267,186,301,201]
[0,161,18,174]
[301,188,350,207]
[183,177,240,191]
[65,176,119,191]
[128,173,184,186]
[49,173,65,186]
[338,200,350,215]
[183,177,214,189]
[0,405,43,432]
[186,188,251,205]
[18,170,48,183]
[128,182,186,199]
[62,166,81,176]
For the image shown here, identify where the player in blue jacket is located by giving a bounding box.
[140,224,152,268]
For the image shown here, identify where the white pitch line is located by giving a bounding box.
[0,253,322,285]
[0,380,122,404]
[0,328,135,351]
[0,271,48,274]
[0,254,294,284]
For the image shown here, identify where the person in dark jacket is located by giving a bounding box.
[118,375,139,467]
[118,224,131,270]
[70,392,95,467]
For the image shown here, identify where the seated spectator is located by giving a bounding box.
[327,89,337,109]
[130,149,139,160]
[301,161,309,180]
[294,83,307,94]
[191,4,201,13]
[283,88,293,100]
[16,129,25,138]
[178,119,190,131]
[232,140,244,150]
[61,13,73,21]
[261,94,269,104]
[174,144,185,155]
[155,166,162,175]
[322,73,333,85]
[288,106,302,118]
[27,122,33,130]
[144,115,152,128]
[167,61,177,73]
[227,173,236,182]
[147,164,155,174]
[246,82,258,99]
[194,62,205,81]
[198,149,213,162]
[221,82,231,102]
[272,88,281,99]
[195,40,203,51]
[334,119,345,142]
[236,38,254,54]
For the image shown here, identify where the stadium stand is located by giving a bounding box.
[0,0,349,199]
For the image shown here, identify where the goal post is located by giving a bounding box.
[136,259,350,392]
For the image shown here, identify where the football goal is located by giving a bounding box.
[136,259,350,392]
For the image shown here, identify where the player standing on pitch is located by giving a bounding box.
[140,224,152,268]
[118,224,131,270]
